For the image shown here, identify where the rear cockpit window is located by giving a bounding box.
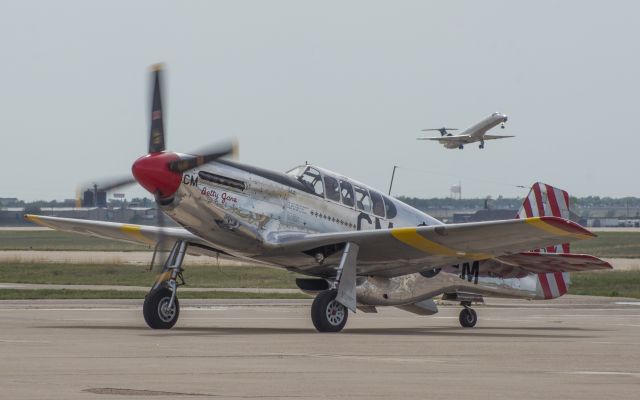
[370,190,385,217]
[324,175,341,202]
[339,180,354,207]
[354,185,371,212]
[383,195,397,219]
[298,167,324,197]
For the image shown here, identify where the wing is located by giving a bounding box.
[474,252,612,279]
[417,135,471,143]
[265,216,597,277]
[23,214,231,257]
[482,134,515,140]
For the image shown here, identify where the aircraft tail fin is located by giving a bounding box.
[516,182,572,253]
[516,182,572,299]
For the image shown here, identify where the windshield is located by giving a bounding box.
[285,165,306,177]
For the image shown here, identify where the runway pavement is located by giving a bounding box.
[1,296,639,399]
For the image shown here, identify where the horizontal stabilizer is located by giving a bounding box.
[496,252,612,274]
[474,252,612,279]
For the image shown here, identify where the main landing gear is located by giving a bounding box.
[311,242,359,333]
[479,141,485,149]
[143,240,187,329]
[311,290,349,332]
[459,301,477,328]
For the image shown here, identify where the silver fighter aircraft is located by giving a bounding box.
[418,113,513,149]
[25,66,610,332]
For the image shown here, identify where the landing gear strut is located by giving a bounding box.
[311,290,348,332]
[479,140,485,149]
[143,240,188,329]
[459,302,477,328]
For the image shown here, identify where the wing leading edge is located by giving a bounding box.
[22,214,236,260]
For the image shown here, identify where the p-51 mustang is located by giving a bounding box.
[25,66,610,332]
[418,112,513,149]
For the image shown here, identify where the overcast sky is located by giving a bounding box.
[1,1,639,201]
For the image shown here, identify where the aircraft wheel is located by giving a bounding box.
[459,308,477,328]
[143,287,180,329]
[458,145,464,150]
[311,290,348,332]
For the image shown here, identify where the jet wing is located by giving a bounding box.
[266,217,597,277]
[417,135,471,143]
[482,134,515,140]
[23,214,232,258]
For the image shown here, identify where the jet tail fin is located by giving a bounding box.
[516,182,573,299]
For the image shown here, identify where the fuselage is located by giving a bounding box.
[159,159,545,304]
[440,112,508,149]
[462,112,508,139]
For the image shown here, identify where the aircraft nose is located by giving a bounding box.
[131,152,183,198]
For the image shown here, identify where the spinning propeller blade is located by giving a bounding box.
[77,63,238,271]
[149,64,166,153]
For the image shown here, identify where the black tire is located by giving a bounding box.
[459,308,477,328]
[143,287,180,329]
[311,290,348,332]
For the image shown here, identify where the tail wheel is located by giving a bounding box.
[459,308,477,328]
[311,290,348,333]
[143,287,180,329]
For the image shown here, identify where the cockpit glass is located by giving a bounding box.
[370,190,385,217]
[324,175,341,202]
[354,185,371,212]
[339,180,354,207]
[285,165,306,177]
[298,167,324,197]
[383,195,397,219]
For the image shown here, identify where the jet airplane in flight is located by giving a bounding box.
[418,113,513,149]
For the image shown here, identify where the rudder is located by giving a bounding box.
[516,182,571,299]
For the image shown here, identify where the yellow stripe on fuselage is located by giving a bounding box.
[391,227,491,260]
[525,217,592,240]
[120,224,156,246]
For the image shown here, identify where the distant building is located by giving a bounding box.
[0,198,19,207]
[452,209,516,224]
[0,206,163,227]
[82,190,107,208]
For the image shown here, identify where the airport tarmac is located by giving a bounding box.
[1,296,639,399]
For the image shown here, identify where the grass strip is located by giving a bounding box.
[571,232,640,258]
[0,263,298,288]
[568,270,640,299]
[0,231,149,251]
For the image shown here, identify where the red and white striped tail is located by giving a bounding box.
[516,182,571,299]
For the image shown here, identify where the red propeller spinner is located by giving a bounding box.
[131,152,182,199]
